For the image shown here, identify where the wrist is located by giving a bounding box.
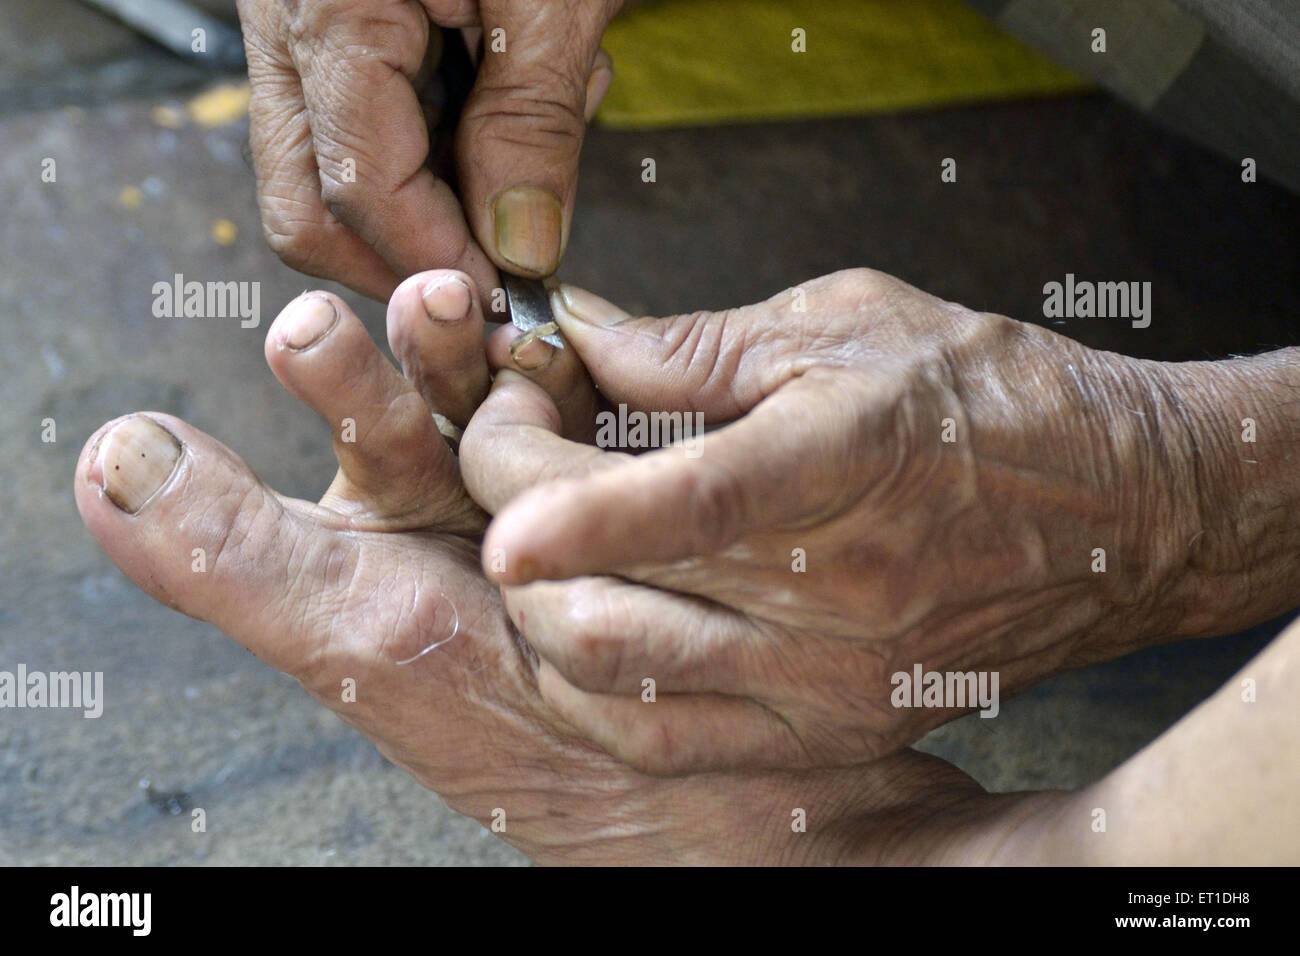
[979,322,1289,660]
[1141,350,1300,638]
[987,325,1214,658]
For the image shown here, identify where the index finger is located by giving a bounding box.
[478,372,843,586]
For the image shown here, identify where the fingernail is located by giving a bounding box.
[553,284,629,327]
[283,295,338,350]
[94,417,182,514]
[422,276,472,322]
[509,332,555,371]
[493,186,563,275]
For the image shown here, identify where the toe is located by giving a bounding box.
[75,413,345,677]
[387,270,491,429]
[265,291,480,532]
[486,321,602,443]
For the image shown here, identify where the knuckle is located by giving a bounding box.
[316,173,355,211]
[843,266,889,291]
[809,267,897,316]
[464,79,586,155]
[676,461,747,552]
[283,0,352,46]
[261,215,327,272]
[840,266,891,297]
[616,720,689,777]
[555,582,625,691]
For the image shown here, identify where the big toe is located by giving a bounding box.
[75,412,345,677]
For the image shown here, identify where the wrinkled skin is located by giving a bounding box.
[73,268,1300,863]
[75,274,1044,866]
[237,0,620,300]
[463,268,1258,774]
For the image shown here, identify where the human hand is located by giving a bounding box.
[461,267,1277,773]
[236,0,620,300]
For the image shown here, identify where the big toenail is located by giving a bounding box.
[283,295,339,350]
[95,417,183,514]
[421,276,472,322]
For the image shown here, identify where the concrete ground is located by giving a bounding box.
[1,0,1298,865]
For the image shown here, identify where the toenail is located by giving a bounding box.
[283,295,338,350]
[509,330,556,371]
[93,417,183,515]
[421,276,472,322]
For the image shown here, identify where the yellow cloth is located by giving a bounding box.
[595,0,1087,128]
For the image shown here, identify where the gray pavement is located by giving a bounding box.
[2,0,1298,865]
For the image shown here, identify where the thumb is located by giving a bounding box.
[457,4,614,277]
[550,283,808,421]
